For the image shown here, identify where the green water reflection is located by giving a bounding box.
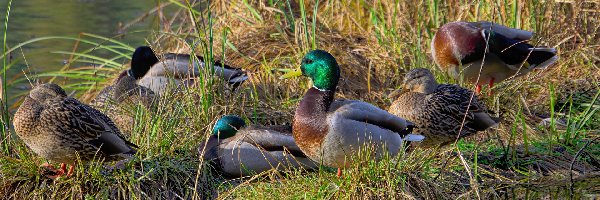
[0,0,160,102]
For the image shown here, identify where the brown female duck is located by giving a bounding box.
[388,68,500,147]
[13,83,137,178]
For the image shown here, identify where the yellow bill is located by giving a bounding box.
[279,68,303,79]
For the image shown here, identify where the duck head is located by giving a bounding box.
[128,46,159,79]
[282,50,340,91]
[301,50,340,91]
[403,68,438,94]
[29,83,67,103]
[212,115,247,139]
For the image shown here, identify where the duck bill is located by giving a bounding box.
[279,68,303,79]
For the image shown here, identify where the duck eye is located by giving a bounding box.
[304,59,313,64]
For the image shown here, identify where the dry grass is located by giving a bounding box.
[0,0,599,199]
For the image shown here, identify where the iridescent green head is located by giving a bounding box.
[300,50,340,91]
[212,115,246,139]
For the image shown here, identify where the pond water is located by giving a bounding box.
[0,0,160,103]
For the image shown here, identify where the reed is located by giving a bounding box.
[0,0,13,155]
[0,0,598,199]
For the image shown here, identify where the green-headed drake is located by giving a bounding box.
[199,115,318,177]
[431,21,558,94]
[13,83,137,178]
[91,75,157,136]
[388,68,500,147]
[119,46,249,95]
[282,50,424,177]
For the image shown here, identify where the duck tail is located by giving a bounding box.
[124,148,137,156]
[401,118,422,142]
[228,71,249,85]
[471,112,501,131]
[112,149,136,161]
[403,134,425,142]
[212,64,249,87]
[483,30,558,69]
[527,48,558,69]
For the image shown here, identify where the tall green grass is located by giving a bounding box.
[1,0,13,155]
[0,0,598,199]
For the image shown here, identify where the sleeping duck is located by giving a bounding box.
[388,68,500,147]
[13,83,137,178]
[281,50,424,177]
[199,115,318,177]
[90,75,157,137]
[431,21,558,94]
[120,46,249,95]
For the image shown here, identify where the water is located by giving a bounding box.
[0,0,160,103]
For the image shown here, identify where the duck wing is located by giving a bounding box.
[467,22,558,69]
[44,97,137,157]
[471,21,533,40]
[432,85,499,134]
[161,53,248,86]
[449,22,557,70]
[240,125,307,158]
[483,29,557,69]
[329,100,412,136]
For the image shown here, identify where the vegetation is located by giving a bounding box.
[1,0,599,199]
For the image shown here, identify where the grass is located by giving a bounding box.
[1,0,599,199]
[1,0,12,155]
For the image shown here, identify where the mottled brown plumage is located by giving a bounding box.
[91,76,157,136]
[388,68,500,147]
[13,83,137,168]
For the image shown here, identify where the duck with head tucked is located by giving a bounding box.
[120,46,249,95]
[388,68,500,147]
[91,75,157,136]
[281,50,424,177]
[431,21,558,94]
[199,115,318,177]
[13,83,138,178]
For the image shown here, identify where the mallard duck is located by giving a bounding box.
[120,46,249,95]
[431,21,558,94]
[281,50,424,177]
[388,68,500,147]
[91,76,157,136]
[199,115,318,177]
[13,83,138,178]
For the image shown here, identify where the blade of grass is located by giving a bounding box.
[299,0,309,50]
[242,0,264,23]
[51,51,123,68]
[1,0,13,155]
[311,0,319,49]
